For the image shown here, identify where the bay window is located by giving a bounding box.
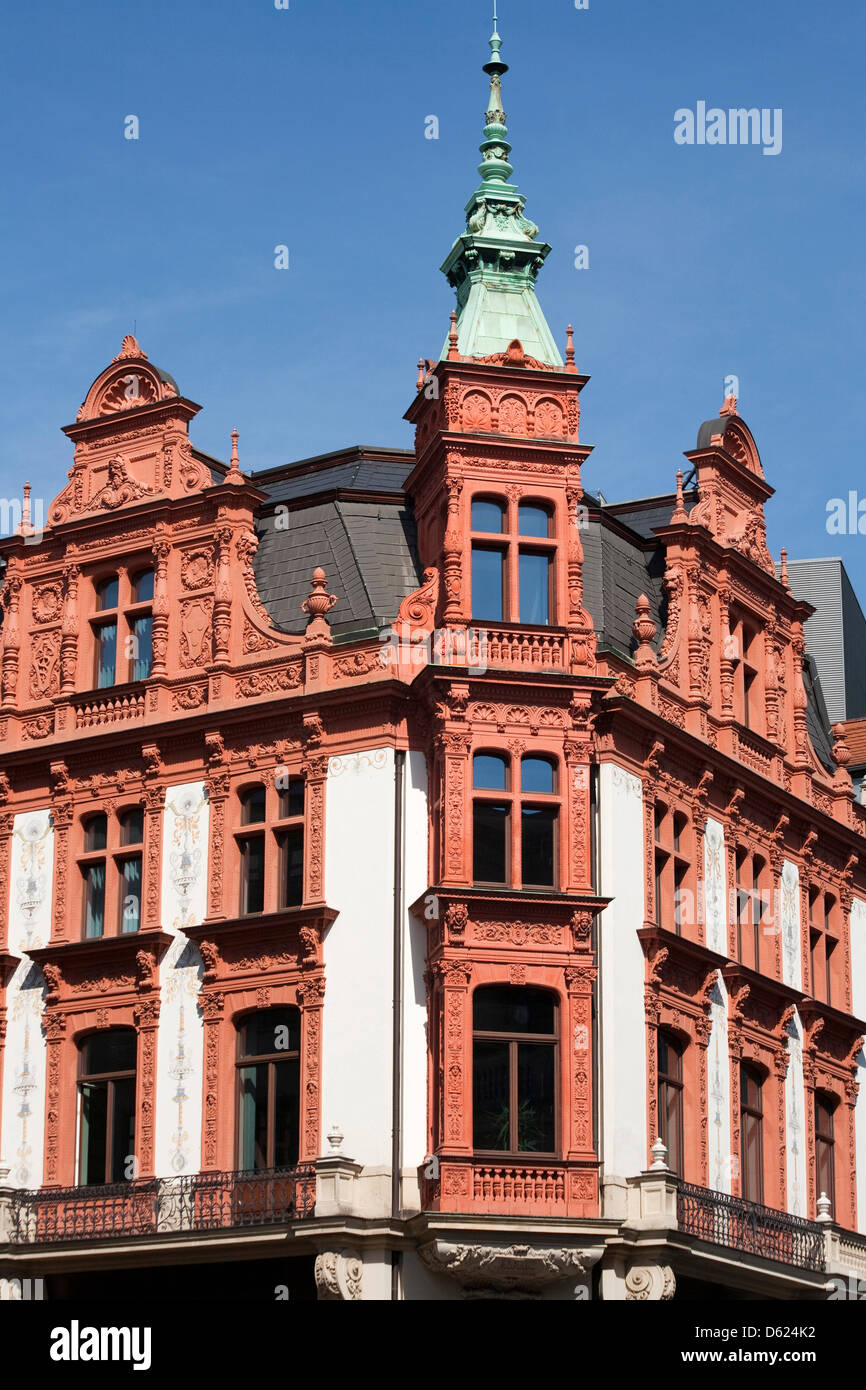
[472,751,558,888]
[470,496,556,626]
[472,986,557,1156]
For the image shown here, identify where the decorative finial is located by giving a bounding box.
[225,428,244,485]
[720,393,738,417]
[565,324,576,373]
[816,1191,832,1223]
[832,724,852,770]
[649,1137,670,1172]
[671,468,688,523]
[326,1124,344,1155]
[779,548,790,591]
[447,310,460,361]
[302,567,338,629]
[416,358,426,393]
[633,594,658,672]
[17,483,34,538]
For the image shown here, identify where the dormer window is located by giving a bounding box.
[91,569,154,689]
[470,496,556,625]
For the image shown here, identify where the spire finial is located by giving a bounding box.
[447,310,461,361]
[671,468,688,524]
[565,325,576,373]
[780,548,791,591]
[17,482,34,537]
[225,428,244,485]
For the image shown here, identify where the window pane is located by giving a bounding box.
[241,835,265,914]
[473,986,556,1036]
[130,614,153,682]
[132,570,154,603]
[473,1039,510,1150]
[471,546,504,621]
[473,753,507,790]
[119,808,144,846]
[279,826,304,908]
[80,1082,108,1185]
[518,552,550,625]
[84,815,108,852]
[95,622,117,688]
[96,577,119,611]
[241,1009,301,1060]
[110,1077,137,1183]
[661,1079,684,1175]
[279,778,304,819]
[658,1032,682,1081]
[741,1110,763,1203]
[517,1043,556,1152]
[472,802,508,883]
[273,1060,301,1168]
[518,504,551,538]
[83,862,106,938]
[471,499,504,533]
[521,806,556,887]
[241,787,266,825]
[83,1030,137,1076]
[521,757,554,794]
[119,856,142,934]
[239,1064,269,1170]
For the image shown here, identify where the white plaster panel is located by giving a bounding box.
[402,750,430,1173]
[850,897,866,1022]
[323,749,396,1168]
[154,783,208,1178]
[1,810,53,1187]
[598,764,647,1179]
[703,819,726,956]
[785,1008,807,1217]
[781,860,803,993]
[707,972,732,1194]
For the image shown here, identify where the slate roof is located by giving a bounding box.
[246,445,837,768]
[251,447,421,640]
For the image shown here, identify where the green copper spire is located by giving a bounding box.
[440,5,562,365]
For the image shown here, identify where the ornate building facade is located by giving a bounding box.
[1,19,866,1301]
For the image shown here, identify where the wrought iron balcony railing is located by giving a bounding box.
[8,1165,316,1245]
[676,1181,825,1273]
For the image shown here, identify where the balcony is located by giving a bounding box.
[7,1166,316,1246]
[676,1181,824,1273]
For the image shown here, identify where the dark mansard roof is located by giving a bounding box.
[247,447,835,764]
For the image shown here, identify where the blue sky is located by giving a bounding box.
[2,0,865,594]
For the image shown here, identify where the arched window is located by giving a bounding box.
[78,1030,137,1186]
[470,496,556,626]
[657,1030,684,1175]
[472,986,557,1156]
[815,1093,836,1211]
[237,1009,301,1171]
[236,777,305,917]
[91,568,154,688]
[78,807,144,939]
[740,1063,764,1204]
[472,753,559,888]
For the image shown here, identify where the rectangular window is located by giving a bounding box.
[95,622,117,689]
[118,856,142,934]
[472,803,509,884]
[815,1098,836,1210]
[471,546,505,622]
[740,1065,764,1204]
[472,1039,510,1151]
[516,1042,556,1153]
[278,826,304,909]
[83,863,106,938]
[518,551,550,625]
[521,806,556,888]
[130,614,153,682]
[240,835,266,915]
[238,1064,269,1171]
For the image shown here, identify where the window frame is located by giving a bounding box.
[78,804,145,941]
[89,566,155,691]
[235,776,306,918]
[471,986,560,1160]
[657,1029,685,1176]
[235,1008,302,1172]
[470,494,558,627]
[77,1029,137,1186]
[471,751,560,890]
[739,1061,765,1205]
